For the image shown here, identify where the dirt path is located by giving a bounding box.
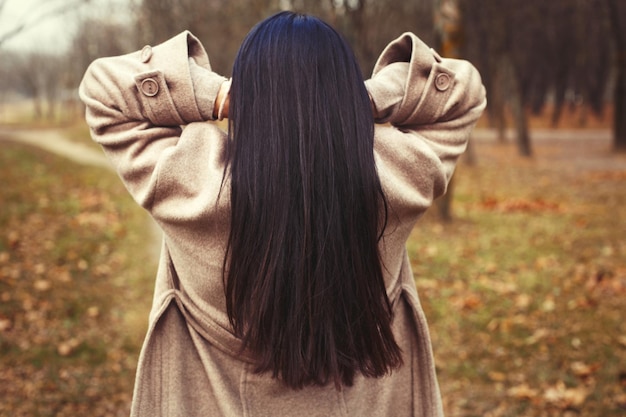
[0,127,111,169]
[471,128,626,172]
[473,127,612,142]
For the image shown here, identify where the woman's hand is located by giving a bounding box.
[213,79,231,120]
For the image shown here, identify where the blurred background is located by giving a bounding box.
[0,0,625,416]
[1,0,625,153]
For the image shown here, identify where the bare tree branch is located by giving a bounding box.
[0,0,9,17]
[0,0,91,48]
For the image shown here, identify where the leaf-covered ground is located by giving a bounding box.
[0,141,154,416]
[1,129,625,416]
[413,134,626,416]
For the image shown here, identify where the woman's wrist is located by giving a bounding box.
[213,79,231,120]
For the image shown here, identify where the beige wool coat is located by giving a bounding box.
[80,30,485,417]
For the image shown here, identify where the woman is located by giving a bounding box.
[80,11,485,417]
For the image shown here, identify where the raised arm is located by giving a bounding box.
[79,31,227,210]
[366,33,486,219]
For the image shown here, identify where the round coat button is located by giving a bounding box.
[435,73,451,91]
[141,45,153,63]
[141,78,159,97]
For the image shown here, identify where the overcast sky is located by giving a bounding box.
[0,0,130,52]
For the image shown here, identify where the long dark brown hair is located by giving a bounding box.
[224,11,402,389]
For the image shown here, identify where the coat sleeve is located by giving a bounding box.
[366,33,486,217]
[78,31,227,210]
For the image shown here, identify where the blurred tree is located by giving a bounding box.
[134,0,434,76]
[460,0,620,154]
[434,0,461,58]
[66,18,136,88]
[134,0,279,75]
[60,16,138,119]
[41,54,65,120]
[7,51,65,120]
[606,0,626,151]
[460,0,540,156]
[0,49,21,119]
[298,0,435,75]
[433,0,462,221]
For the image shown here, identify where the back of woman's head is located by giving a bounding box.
[225,11,402,389]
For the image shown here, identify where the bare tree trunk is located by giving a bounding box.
[433,0,463,221]
[488,82,507,143]
[464,139,476,165]
[501,54,532,156]
[33,97,43,120]
[46,97,56,121]
[510,87,532,156]
[438,173,455,222]
[607,0,626,151]
[613,62,626,151]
